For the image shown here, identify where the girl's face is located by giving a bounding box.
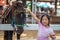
[42,16,49,26]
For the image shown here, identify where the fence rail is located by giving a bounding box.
[0,24,60,31]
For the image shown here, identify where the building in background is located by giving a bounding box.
[25,0,60,24]
[0,0,60,24]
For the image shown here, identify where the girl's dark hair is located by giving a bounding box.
[40,14,50,26]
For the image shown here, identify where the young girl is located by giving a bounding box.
[25,8,56,40]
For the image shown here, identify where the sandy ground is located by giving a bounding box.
[0,30,60,40]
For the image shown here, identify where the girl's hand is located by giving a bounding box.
[50,35,56,40]
[24,8,40,22]
[24,8,31,13]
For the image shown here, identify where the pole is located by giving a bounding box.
[32,0,34,24]
[34,0,37,23]
[55,0,57,15]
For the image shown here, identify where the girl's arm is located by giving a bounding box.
[26,8,40,22]
[50,34,56,40]
[49,28,56,40]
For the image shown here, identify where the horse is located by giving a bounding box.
[3,1,26,40]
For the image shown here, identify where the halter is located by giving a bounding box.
[11,5,27,27]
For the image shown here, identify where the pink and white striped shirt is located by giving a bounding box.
[37,21,55,40]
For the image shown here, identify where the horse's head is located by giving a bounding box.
[12,1,26,14]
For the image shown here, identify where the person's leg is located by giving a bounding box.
[4,31,8,40]
[7,31,13,40]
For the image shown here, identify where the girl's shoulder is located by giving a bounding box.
[37,20,44,28]
[50,27,53,29]
[48,27,53,30]
[48,27,55,35]
[48,27,54,32]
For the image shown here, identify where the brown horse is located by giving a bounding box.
[3,1,26,40]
